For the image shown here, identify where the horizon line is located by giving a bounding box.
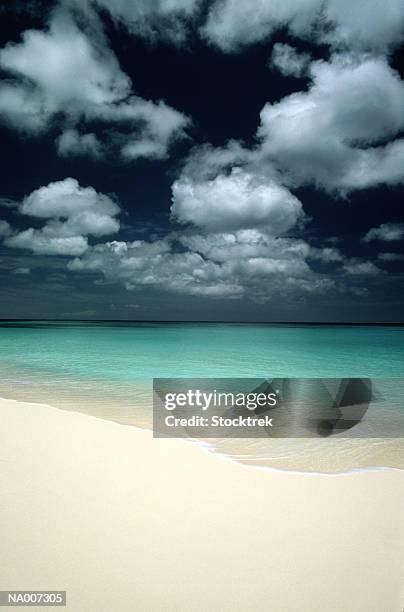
[0,319,403,326]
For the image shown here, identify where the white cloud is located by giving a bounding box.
[174,52,404,208]
[108,97,189,160]
[7,230,89,256]
[171,168,304,233]
[1,0,401,306]
[201,0,320,52]
[56,129,102,158]
[164,125,383,301]
[20,178,119,220]
[202,0,404,53]
[323,0,404,52]
[338,138,404,191]
[0,82,47,133]
[68,238,243,297]
[270,43,311,78]
[92,0,201,43]
[257,54,404,191]
[343,260,381,276]
[180,230,311,263]
[308,246,344,263]
[6,178,120,256]
[0,9,129,116]
[174,141,252,182]
[228,254,309,277]
[0,8,189,159]
[363,223,404,243]
[66,230,346,302]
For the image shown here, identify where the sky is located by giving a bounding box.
[0,0,404,322]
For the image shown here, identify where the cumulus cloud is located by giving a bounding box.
[74,0,404,54]
[107,97,190,160]
[56,129,102,158]
[201,0,320,52]
[1,0,401,308]
[180,230,311,263]
[66,229,352,302]
[343,260,381,276]
[202,0,404,53]
[270,43,311,78]
[171,168,304,233]
[0,83,46,133]
[174,51,404,211]
[0,9,129,121]
[20,178,118,220]
[322,0,404,52]
[3,173,344,305]
[308,246,344,263]
[91,0,201,43]
[257,54,404,191]
[362,223,404,243]
[5,178,120,256]
[68,238,243,298]
[7,230,89,256]
[165,103,387,301]
[0,8,189,159]
[175,141,252,183]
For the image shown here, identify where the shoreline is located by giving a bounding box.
[2,393,404,475]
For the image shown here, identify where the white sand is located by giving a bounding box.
[0,397,403,612]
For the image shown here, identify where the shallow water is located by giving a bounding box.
[1,320,404,378]
[0,320,403,472]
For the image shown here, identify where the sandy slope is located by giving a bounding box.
[0,397,403,612]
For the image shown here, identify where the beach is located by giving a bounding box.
[1,396,403,612]
[1,0,404,607]
[1,322,404,474]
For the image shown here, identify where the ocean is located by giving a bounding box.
[0,320,403,472]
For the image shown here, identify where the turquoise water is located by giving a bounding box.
[0,321,403,472]
[0,321,403,379]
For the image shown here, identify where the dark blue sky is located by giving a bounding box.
[0,0,404,321]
